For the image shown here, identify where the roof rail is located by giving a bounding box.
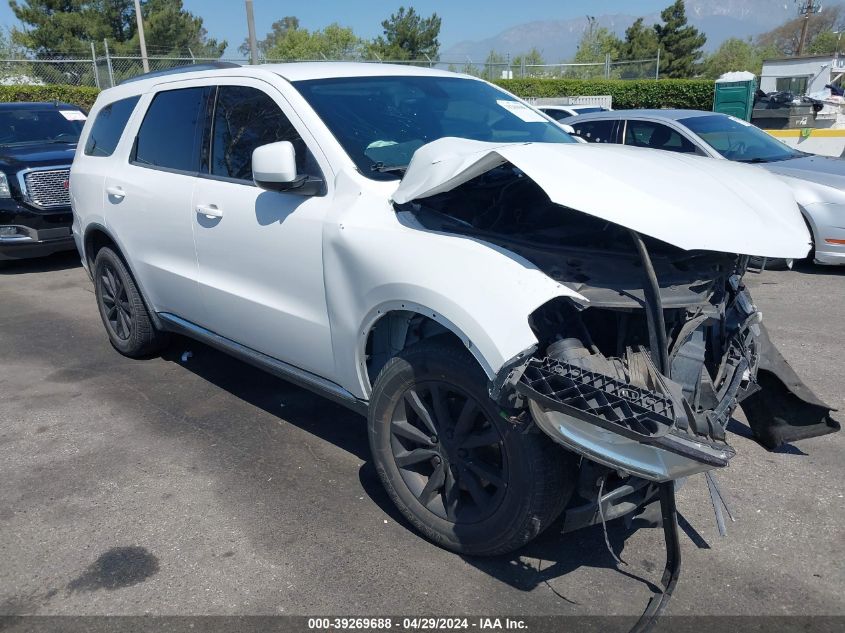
[119,61,241,85]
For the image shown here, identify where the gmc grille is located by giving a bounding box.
[22,168,71,209]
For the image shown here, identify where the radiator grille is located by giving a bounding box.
[22,168,71,209]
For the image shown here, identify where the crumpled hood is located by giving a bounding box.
[392,138,811,258]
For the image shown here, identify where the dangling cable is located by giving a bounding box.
[628,481,682,633]
[598,477,627,567]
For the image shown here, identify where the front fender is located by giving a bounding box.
[323,179,585,400]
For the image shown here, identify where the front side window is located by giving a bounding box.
[624,120,702,154]
[85,96,139,157]
[680,114,802,163]
[293,76,575,180]
[0,108,85,147]
[209,85,315,181]
[134,87,210,172]
[571,119,617,144]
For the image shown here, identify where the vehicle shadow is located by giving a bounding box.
[0,251,81,275]
[458,512,665,600]
[157,338,670,598]
[792,260,845,276]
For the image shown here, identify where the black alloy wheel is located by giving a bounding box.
[389,381,508,524]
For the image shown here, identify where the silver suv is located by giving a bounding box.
[70,62,838,562]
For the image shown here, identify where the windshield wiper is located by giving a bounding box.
[737,157,771,164]
[370,161,408,174]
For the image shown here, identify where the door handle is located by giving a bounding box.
[105,185,125,199]
[196,204,223,219]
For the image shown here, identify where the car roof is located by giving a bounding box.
[264,61,462,81]
[0,101,82,110]
[564,108,718,123]
[98,61,476,102]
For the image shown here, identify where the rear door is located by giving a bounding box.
[621,119,706,155]
[71,95,139,258]
[568,118,621,144]
[103,85,212,319]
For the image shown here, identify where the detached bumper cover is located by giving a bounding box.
[739,324,840,448]
[510,356,738,482]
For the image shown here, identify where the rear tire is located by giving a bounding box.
[93,247,169,357]
[368,339,576,556]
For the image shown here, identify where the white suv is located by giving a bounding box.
[70,62,838,560]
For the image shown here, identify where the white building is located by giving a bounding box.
[760,54,845,95]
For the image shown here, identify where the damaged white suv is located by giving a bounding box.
[71,63,839,563]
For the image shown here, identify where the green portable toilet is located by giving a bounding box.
[713,71,756,121]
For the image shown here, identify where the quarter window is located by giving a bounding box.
[84,96,139,157]
[134,87,210,172]
[209,85,316,182]
[571,120,617,143]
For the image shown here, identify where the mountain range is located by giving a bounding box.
[441,1,829,63]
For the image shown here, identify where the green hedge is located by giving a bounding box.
[495,78,715,111]
[0,78,715,115]
[0,84,101,111]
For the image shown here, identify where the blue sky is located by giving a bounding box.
[0,0,670,54]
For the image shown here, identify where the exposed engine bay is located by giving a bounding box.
[396,164,839,481]
[392,142,838,629]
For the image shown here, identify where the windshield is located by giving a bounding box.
[292,75,575,180]
[680,114,801,163]
[0,109,84,147]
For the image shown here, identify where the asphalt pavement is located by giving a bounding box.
[1,252,843,621]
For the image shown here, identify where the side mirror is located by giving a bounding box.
[252,141,323,195]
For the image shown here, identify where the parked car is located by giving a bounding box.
[0,101,86,264]
[537,104,611,121]
[71,64,837,569]
[562,109,845,266]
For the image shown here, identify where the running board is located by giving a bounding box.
[157,313,368,416]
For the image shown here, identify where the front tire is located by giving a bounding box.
[368,339,576,556]
[93,247,169,357]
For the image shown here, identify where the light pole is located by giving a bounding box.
[245,0,259,65]
[133,0,149,73]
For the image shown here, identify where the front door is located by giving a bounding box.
[191,81,335,380]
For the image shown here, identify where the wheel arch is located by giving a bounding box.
[82,222,165,331]
[357,300,504,398]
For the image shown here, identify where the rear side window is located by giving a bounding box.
[209,85,316,181]
[134,87,210,172]
[624,120,702,155]
[571,120,617,143]
[84,96,139,157]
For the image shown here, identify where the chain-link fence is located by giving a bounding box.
[0,51,661,89]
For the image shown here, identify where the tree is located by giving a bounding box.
[483,49,506,80]
[121,0,225,57]
[10,0,224,58]
[702,37,766,79]
[757,6,843,56]
[574,17,622,64]
[370,6,441,61]
[239,16,299,58]
[512,47,544,72]
[621,18,658,61]
[807,30,844,55]
[654,0,706,78]
[572,18,622,78]
[263,23,363,61]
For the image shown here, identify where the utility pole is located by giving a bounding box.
[245,0,259,65]
[133,0,149,72]
[796,0,821,57]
